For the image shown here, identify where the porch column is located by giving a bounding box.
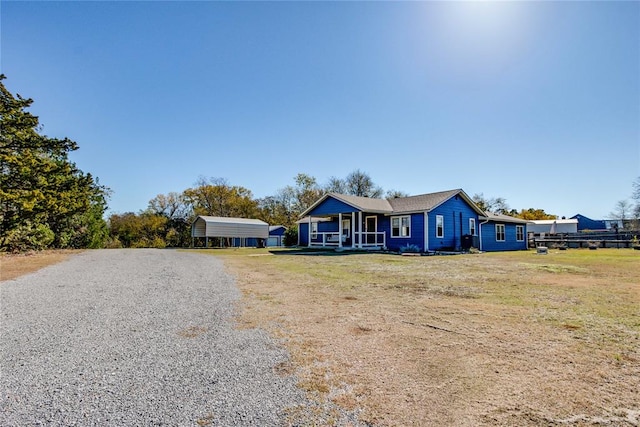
[338,213,343,248]
[352,213,356,248]
[308,216,311,247]
[358,211,363,249]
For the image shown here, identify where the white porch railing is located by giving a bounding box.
[359,232,385,248]
[309,232,343,246]
[309,231,385,248]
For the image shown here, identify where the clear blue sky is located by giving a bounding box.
[2,1,639,219]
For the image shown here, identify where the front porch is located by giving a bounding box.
[305,212,386,250]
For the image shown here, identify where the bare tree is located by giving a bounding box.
[344,169,383,198]
[610,199,632,222]
[472,193,510,214]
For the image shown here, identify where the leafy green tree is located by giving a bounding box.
[108,212,167,248]
[292,173,323,213]
[183,177,258,218]
[146,192,192,247]
[513,208,556,220]
[0,75,109,251]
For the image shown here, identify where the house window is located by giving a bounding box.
[311,222,318,239]
[391,216,411,238]
[436,215,444,238]
[496,224,505,242]
[516,225,524,241]
[469,218,476,236]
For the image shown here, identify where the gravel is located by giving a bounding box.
[0,249,362,426]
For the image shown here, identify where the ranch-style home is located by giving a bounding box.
[297,189,529,253]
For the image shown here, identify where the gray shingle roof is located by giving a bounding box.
[330,193,393,213]
[389,189,464,213]
[300,189,486,218]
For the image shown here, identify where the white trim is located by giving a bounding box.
[342,218,351,238]
[365,215,378,245]
[338,213,343,248]
[469,218,476,236]
[516,225,524,241]
[436,215,444,238]
[424,212,429,252]
[351,213,356,248]
[391,215,411,238]
[358,211,363,248]
[496,223,506,242]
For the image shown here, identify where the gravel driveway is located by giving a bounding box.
[0,249,348,426]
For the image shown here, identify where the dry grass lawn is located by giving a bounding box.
[3,248,637,425]
[0,250,80,282]
[212,248,640,426]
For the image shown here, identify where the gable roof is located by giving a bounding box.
[300,189,487,218]
[388,189,485,215]
[269,225,286,232]
[480,212,530,224]
[331,193,394,213]
[299,192,393,217]
[194,216,268,226]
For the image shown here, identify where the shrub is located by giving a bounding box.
[283,227,298,247]
[2,222,55,252]
[399,244,421,254]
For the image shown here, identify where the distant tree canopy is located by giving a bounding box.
[0,75,109,252]
[472,193,556,219]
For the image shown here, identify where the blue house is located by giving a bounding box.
[298,189,528,252]
[267,225,287,247]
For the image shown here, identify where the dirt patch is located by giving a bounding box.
[217,249,640,426]
[0,250,80,282]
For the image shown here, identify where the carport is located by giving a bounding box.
[191,216,269,248]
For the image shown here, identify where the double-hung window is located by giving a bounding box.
[516,225,524,241]
[436,215,444,238]
[469,218,476,236]
[496,224,505,242]
[391,216,411,237]
[311,222,318,239]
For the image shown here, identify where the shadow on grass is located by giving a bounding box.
[268,247,386,256]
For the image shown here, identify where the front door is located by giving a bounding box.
[342,219,351,245]
[365,216,377,244]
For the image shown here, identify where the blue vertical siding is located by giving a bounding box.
[480,222,528,251]
[427,196,480,251]
[384,213,425,252]
[308,196,361,216]
[298,220,341,246]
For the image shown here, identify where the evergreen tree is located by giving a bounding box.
[0,75,109,251]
